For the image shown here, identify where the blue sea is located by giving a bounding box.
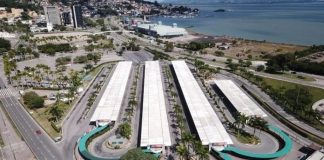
[150,2,324,45]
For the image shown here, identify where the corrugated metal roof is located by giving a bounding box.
[214,80,267,117]
[172,60,233,146]
[136,23,188,36]
[90,61,133,123]
[141,61,171,147]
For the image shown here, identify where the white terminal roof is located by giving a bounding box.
[172,61,233,146]
[214,79,267,117]
[136,23,188,36]
[141,61,172,147]
[90,61,133,123]
[306,150,324,160]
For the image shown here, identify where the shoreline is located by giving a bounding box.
[183,28,307,47]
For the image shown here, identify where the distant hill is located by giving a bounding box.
[149,0,321,4]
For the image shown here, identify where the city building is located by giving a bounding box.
[171,60,233,151]
[214,79,267,117]
[44,6,61,25]
[90,61,133,127]
[71,5,84,28]
[62,11,72,26]
[135,22,188,37]
[140,61,171,154]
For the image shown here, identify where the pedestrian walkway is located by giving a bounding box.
[78,125,118,160]
[212,125,293,160]
[0,87,19,98]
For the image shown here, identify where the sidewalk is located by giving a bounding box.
[0,103,34,160]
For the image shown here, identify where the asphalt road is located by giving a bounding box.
[58,65,116,159]
[218,71,322,145]
[0,78,62,160]
[88,63,138,158]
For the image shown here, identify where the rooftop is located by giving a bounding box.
[306,150,324,160]
[136,23,188,37]
[172,60,233,146]
[90,61,133,126]
[141,61,171,147]
[214,79,267,117]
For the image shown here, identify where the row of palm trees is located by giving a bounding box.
[176,133,209,160]
[118,65,140,140]
[239,68,323,124]
[164,65,210,160]
[233,112,268,137]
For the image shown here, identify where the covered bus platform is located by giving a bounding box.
[90,61,133,126]
[214,79,267,117]
[140,61,172,154]
[171,60,233,150]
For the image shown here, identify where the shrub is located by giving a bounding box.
[0,38,11,51]
[38,43,74,55]
[121,148,156,160]
[23,91,44,109]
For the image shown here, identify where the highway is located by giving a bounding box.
[0,78,62,160]
[217,71,324,144]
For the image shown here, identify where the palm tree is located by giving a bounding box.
[125,110,133,122]
[176,143,188,160]
[50,105,64,122]
[248,116,257,136]
[129,99,137,109]
[171,91,177,99]
[181,132,194,151]
[194,140,209,160]
[235,112,248,136]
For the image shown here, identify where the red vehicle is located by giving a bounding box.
[36,130,42,135]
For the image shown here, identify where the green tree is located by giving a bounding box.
[118,122,132,139]
[96,18,105,26]
[214,51,224,56]
[121,148,155,160]
[23,91,44,109]
[193,140,209,160]
[49,103,65,122]
[256,65,265,72]
[248,116,268,136]
[164,42,174,52]
[0,38,11,51]
[176,143,189,160]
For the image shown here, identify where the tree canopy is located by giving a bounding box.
[266,45,324,75]
[38,43,75,55]
[0,38,11,51]
[23,91,44,109]
[118,122,131,139]
[121,148,156,160]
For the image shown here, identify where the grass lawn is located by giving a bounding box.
[268,72,316,82]
[25,64,109,138]
[0,133,3,148]
[262,77,324,104]
[283,73,316,82]
[30,107,60,138]
[28,103,69,138]
[236,134,260,145]
[0,109,5,147]
[261,77,324,132]
[230,128,260,145]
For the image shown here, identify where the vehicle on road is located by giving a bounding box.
[36,130,42,135]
